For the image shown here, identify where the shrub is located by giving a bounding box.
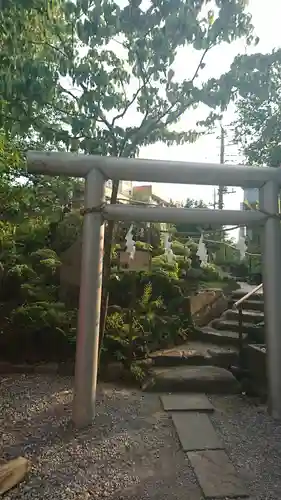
[10,301,76,335]
[104,275,192,364]
[151,255,179,278]
[30,248,61,277]
[200,263,226,282]
[0,302,77,362]
[171,240,190,257]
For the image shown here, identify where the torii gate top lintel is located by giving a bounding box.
[27,151,281,188]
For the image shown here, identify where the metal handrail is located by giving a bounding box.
[232,283,263,372]
[233,283,263,309]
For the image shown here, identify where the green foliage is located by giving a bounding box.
[223,49,281,166]
[0,1,62,132]
[0,137,235,365]
[6,263,36,282]
[130,363,146,384]
[0,0,254,366]
[200,263,227,282]
[104,276,190,364]
[186,262,230,283]
[1,0,254,150]
[30,248,61,271]
[10,301,75,336]
[171,240,190,257]
[2,301,77,363]
[152,254,179,278]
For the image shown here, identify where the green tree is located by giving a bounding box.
[226,49,281,166]
[0,0,63,133]
[1,0,255,351]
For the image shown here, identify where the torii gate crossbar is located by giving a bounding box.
[27,152,281,426]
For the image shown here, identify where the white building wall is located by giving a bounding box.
[105,180,133,202]
[243,188,259,204]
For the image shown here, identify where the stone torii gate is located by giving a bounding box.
[27,152,281,427]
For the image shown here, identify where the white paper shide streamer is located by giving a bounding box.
[197,234,208,267]
[125,224,136,260]
[236,234,247,261]
[163,233,175,263]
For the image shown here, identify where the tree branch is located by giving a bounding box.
[118,50,152,156]
[119,45,212,158]
[27,39,68,59]
[58,86,80,104]
[111,82,144,128]
[191,47,210,84]
[79,82,118,154]
[111,45,152,132]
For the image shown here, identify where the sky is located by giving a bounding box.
[136,0,281,209]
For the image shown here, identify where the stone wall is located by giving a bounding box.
[191,289,228,327]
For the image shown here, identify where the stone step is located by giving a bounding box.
[190,326,247,347]
[223,308,264,324]
[142,365,240,394]
[211,318,264,337]
[228,298,264,312]
[149,341,238,369]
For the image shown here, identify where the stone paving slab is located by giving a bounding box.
[171,412,224,451]
[161,394,214,412]
[187,449,249,498]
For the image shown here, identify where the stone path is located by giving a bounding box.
[141,284,266,497]
[161,393,249,498]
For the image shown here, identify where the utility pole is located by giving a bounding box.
[218,125,225,209]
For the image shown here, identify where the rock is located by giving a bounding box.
[142,365,240,394]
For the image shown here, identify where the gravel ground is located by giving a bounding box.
[210,394,281,500]
[0,375,203,500]
[1,375,281,500]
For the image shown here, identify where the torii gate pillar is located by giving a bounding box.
[73,168,105,427]
[260,181,281,418]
